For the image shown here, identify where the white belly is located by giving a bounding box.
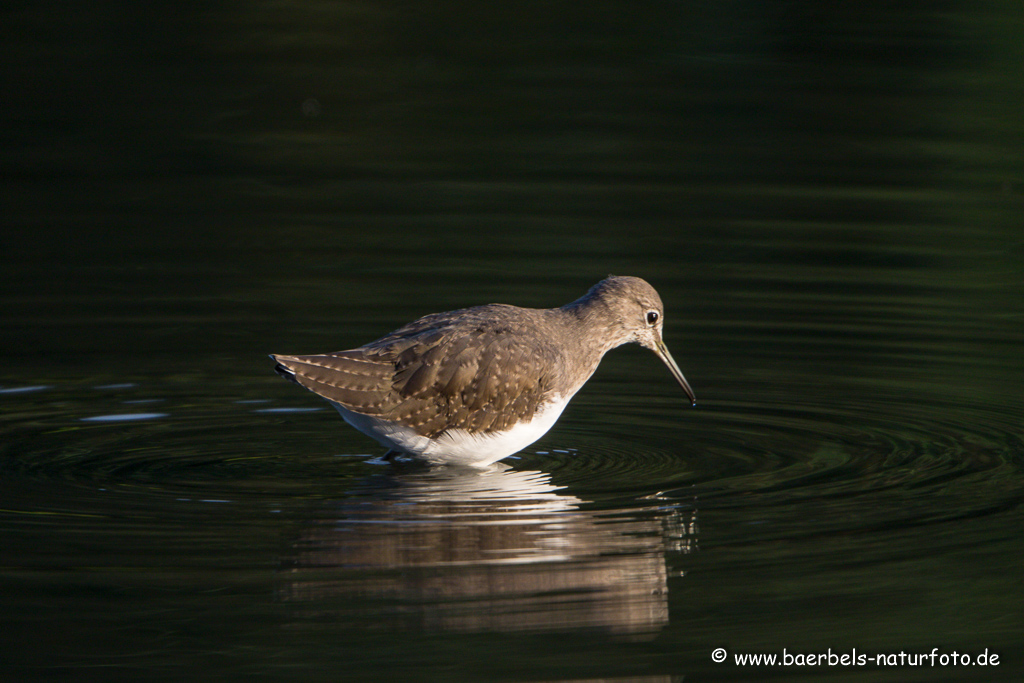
[331,397,571,467]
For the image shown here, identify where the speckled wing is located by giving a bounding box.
[272,305,558,438]
[272,350,394,414]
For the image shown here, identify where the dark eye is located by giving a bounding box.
[646,310,659,326]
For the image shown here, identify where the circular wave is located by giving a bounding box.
[521,388,1023,533]
[2,381,1020,526]
[0,382,373,502]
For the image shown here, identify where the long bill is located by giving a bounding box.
[654,337,696,406]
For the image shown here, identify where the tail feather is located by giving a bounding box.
[270,354,300,384]
[269,352,393,414]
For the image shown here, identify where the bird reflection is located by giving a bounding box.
[279,462,697,635]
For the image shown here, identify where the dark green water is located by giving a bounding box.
[2,2,1023,681]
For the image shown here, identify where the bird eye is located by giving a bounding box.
[646,310,659,326]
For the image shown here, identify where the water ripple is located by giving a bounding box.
[525,388,1023,539]
[80,412,170,422]
[691,397,1017,542]
[1,379,1021,533]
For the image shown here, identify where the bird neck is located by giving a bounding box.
[543,298,633,396]
[559,295,633,354]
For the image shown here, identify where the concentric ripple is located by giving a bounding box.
[2,378,1021,534]
[530,387,1024,543]
[0,381,369,501]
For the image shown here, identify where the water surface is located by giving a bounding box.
[2,1,1023,681]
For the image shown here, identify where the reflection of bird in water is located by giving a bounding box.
[272,276,695,466]
[279,463,697,635]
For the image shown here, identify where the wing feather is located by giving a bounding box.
[273,305,564,437]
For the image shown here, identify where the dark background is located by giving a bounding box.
[1,2,1022,681]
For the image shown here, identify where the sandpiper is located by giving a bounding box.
[272,276,695,466]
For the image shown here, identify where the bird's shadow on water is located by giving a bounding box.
[277,460,698,636]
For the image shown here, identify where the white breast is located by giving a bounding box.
[331,396,571,467]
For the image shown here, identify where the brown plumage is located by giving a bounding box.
[272,276,695,466]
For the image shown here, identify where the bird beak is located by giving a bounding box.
[654,336,696,406]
